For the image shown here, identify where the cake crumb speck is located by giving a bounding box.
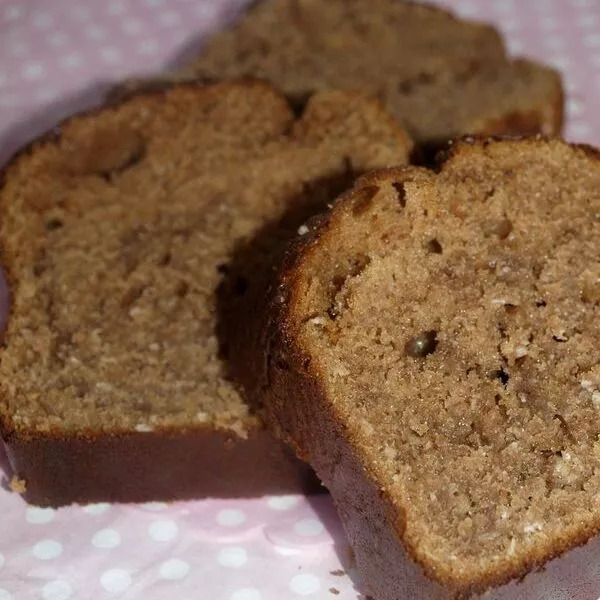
[9,476,27,494]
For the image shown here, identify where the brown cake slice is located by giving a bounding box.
[258,138,600,598]
[0,80,412,506]
[181,0,563,148]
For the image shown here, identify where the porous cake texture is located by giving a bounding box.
[259,138,600,598]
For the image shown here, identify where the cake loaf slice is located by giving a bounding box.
[182,0,563,148]
[0,80,412,506]
[259,138,600,598]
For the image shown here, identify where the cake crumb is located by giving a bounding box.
[581,379,594,391]
[515,346,528,358]
[507,538,516,555]
[329,587,340,595]
[9,476,27,494]
[308,316,327,326]
[330,569,345,576]
[135,423,153,433]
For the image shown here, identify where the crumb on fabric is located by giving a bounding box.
[9,476,27,494]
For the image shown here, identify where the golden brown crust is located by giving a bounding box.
[258,137,600,598]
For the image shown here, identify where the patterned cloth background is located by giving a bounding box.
[0,1,599,599]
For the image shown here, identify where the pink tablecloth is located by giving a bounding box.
[0,1,599,599]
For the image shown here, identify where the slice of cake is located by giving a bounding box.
[181,0,563,148]
[259,138,600,598]
[0,80,412,506]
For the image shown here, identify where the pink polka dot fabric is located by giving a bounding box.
[0,1,599,599]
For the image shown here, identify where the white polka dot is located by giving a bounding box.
[60,54,83,69]
[143,501,167,511]
[32,13,53,29]
[289,574,320,596]
[0,589,11,600]
[508,40,523,53]
[578,14,599,28]
[267,495,299,510]
[85,25,107,41]
[26,506,55,524]
[294,518,324,537]
[42,580,72,600]
[568,99,584,117]
[100,569,131,593]
[47,32,69,47]
[550,56,571,70]
[217,508,246,527]
[158,11,181,26]
[3,5,22,21]
[32,539,63,560]
[231,590,262,600]
[456,4,478,17]
[148,519,178,542]
[138,40,159,55]
[584,33,600,48]
[274,545,302,556]
[217,546,248,568]
[92,528,121,549]
[566,79,578,94]
[83,503,110,515]
[22,63,44,81]
[159,558,190,580]
[100,47,122,63]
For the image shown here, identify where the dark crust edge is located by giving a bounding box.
[257,137,600,598]
[0,420,318,506]
[0,78,319,506]
[472,61,565,139]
